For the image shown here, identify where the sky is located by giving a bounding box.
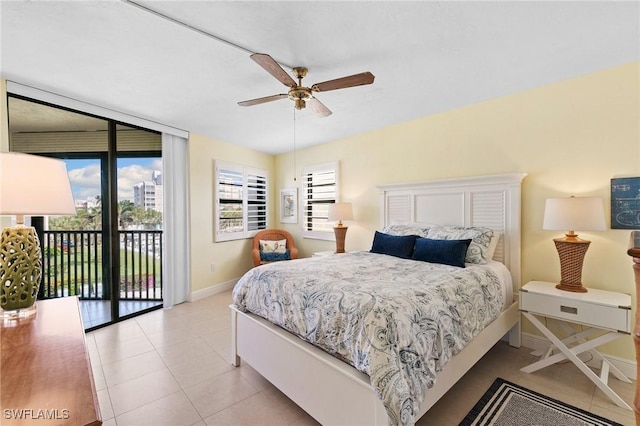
[65,157,162,203]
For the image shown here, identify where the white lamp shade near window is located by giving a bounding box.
[542,197,606,232]
[0,152,76,316]
[328,203,354,223]
[0,152,76,218]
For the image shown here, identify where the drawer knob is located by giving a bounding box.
[560,305,578,315]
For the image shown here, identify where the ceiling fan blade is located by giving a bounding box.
[251,53,297,88]
[311,72,375,92]
[238,94,288,107]
[307,97,332,117]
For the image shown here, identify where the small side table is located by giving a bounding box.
[519,280,632,410]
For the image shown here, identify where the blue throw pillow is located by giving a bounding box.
[370,231,417,259]
[260,250,291,262]
[412,237,472,268]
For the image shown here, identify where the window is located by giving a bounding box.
[301,162,338,240]
[215,161,268,242]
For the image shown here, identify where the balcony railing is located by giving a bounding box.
[41,230,163,301]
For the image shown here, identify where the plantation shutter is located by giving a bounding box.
[301,162,338,240]
[246,168,267,231]
[215,161,268,242]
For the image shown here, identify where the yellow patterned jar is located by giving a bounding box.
[0,226,42,311]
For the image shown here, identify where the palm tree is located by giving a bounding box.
[118,200,136,229]
[141,208,163,230]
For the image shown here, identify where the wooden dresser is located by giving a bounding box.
[627,230,640,424]
[1,296,101,425]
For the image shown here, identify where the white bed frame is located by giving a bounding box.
[230,173,527,425]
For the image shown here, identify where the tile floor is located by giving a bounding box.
[87,289,636,426]
[81,300,163,329]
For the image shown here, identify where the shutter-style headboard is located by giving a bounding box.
[377,173,527,288]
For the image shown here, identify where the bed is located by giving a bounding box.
[230,173,526,425]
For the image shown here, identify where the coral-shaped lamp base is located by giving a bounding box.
[0,226,42,316]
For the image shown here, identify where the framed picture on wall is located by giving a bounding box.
[280,188,298,224]
[611,177,640,229]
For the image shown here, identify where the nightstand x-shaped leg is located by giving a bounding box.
[521,312,632,410]
[529,322,630,384]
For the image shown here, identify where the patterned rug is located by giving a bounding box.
[459,378,623,426]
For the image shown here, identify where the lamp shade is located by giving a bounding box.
[328,202,354,222]
[542,197,606,232]
[0,152,76,217]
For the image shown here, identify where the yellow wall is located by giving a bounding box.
[188,133,275,295]
[273,62,640,360]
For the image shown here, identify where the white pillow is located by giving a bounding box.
[260,239,287,254]
[382,223,431,238]
[426,225,494,264]
[487,232,502,260]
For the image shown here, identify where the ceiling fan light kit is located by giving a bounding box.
[239,53,374,117]
[289,67,312,111]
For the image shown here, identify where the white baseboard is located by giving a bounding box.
[188,278,238,302]
[521,332,637,380]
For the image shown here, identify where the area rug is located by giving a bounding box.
[459,378,623,426]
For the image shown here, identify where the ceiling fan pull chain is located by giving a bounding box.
[293,106,297,182]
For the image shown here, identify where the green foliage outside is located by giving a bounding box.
[43,199,163,299]
[49,199,163,231]
[43,245,162,298]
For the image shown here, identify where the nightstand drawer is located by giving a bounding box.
[520,290,631,333]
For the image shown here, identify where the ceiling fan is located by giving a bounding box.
[238,53,375,117]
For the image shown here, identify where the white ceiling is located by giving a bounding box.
[1,1,638,155]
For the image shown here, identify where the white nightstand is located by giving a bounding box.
[312,251,335,258]
[519,280,632,409]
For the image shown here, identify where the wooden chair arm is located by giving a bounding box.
[289,247,299,260]
[626,231,640,424]
[252,248,262,267]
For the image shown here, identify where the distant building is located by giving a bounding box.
[75,197,100,210]
[133,171,163,212]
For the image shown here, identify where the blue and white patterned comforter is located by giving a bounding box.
[232,251,508,425]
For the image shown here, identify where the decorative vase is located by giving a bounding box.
[0,226,42,316]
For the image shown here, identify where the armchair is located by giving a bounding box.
[252,229,299,267]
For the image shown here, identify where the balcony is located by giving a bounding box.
[41,230,163,328]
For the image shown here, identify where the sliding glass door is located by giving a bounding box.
[116,152,164,320]
[7,95,163,329]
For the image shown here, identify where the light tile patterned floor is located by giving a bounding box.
[80,300,163,329]
[87,289,636,426]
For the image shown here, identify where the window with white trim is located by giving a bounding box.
[215,161,268,242]
[301,161,338,240]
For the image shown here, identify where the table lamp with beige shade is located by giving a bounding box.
[328,202,353,254]
[543,196,606,293]
[0,152,76,318]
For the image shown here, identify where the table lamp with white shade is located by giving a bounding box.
[543,196,606,293]
[0,152,76,318]
[328,202,353,254]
